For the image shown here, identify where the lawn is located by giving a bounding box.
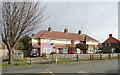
[48,60,77,63]
[0,64,7,66]
[15,63,30,66]
[0,63,30,66]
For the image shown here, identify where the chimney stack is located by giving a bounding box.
[48,27,51,32]
[109,34,112,37]
[32,34,34,36]
[78,30,82,34]
[64,28,68,33]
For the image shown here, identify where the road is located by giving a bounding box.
[2,59,119,73]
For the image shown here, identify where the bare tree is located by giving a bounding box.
[0,2,47,64]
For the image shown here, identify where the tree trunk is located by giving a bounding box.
[8,49,13,65]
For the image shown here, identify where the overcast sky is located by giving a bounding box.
[0,1,118,43]
[34,2,118,43]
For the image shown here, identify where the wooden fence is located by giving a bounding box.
[46,53,120,61]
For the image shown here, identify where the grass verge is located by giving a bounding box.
[48,60,77,63]
[14,63,30,66]
[0,64,8,66]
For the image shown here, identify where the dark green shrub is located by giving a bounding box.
[42,53,47,57]
[114,47,120,53]
[50,52,57,55]
[76,43,88,50]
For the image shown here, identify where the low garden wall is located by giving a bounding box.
[46,53,120,61]
[1,50,24,61]
[0,49,8,57]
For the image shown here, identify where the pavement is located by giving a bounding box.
[2,59,119,74]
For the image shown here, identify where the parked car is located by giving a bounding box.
[97,50,103,53]
[30,51,39,57]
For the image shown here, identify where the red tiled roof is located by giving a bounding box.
[55,44,76,48]
[80,34,98,42]
[103,36,120,43]
[32,30,48,38]
[33,44,41,48]
[55,44,67,48]
[32,30,98,42]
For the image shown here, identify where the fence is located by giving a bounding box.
[0,49,8,57]
[46,53,120,61]
[0,49,25,61]
[0,49,8,61]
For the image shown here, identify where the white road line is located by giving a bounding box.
[78,71,88,73]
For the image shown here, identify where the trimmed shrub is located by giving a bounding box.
[42,53,47,57]
[114,47,120,53]
[76,43,88,50]
[50,52,57,55]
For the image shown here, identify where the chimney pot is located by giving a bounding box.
[64,28,68,33]
[78,30,82,34]
[32,34,34,36]
[48,27,51,32]
[109,34,112,37]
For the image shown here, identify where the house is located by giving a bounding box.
[102,34,120,53]
[31,27,99,56]
[80,34,99,53]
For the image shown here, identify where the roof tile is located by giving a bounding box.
[32,30,98,42]
[103,36,120,43]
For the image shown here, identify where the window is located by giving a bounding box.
[109,43,111,46]
[74,41,80,44]
[65,48,67,53]
[105,43,107,47]
[61,41,67,44]
[45,39,51,43]
[49,47,53,53]
[43,48,46,53]
[43,47,53,53]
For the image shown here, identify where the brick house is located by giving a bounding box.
[31,27,99,56]
[102,34,120,53]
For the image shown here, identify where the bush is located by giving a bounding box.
[104,47,120,53]
[103,47,113,50]
[114,47,120,53]
[97,50,103,53]
[76,43,88,50]
[42,53,47,57]
[50,52,57,55]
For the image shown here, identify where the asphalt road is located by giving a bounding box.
[2,59,119,73]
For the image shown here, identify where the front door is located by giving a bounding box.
[68,47,75,54]
[58,48,63,54]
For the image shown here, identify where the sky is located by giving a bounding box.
[34,2,118,43]
[0,0,118,43]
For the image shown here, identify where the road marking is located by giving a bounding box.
[78,71,88,73]
[38,72,54,75]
